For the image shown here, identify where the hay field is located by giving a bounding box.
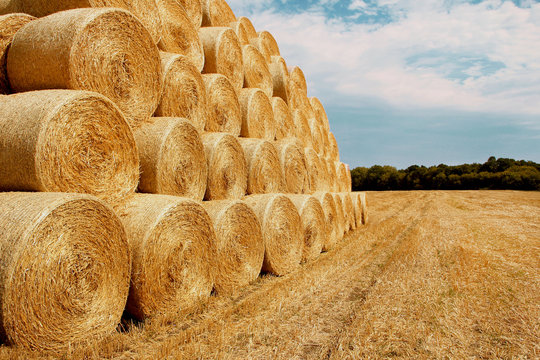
[1,190,538,359]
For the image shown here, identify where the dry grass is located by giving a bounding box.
[1,191,538,358]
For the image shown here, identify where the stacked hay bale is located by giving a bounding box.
[0,0,366,352]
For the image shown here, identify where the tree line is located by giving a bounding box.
[351,157,540,191]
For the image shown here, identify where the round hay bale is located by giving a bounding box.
[325,157,338,192]
[269,55,289,103]
[202,73,241,135]
[242,44,273,98]
[310,96,330,132]
[0,192,130,351]
[313,192,338,251]
[199,26,243,91]
[202,200,264,293]
[309,118,323,155]
[238,87,276,140]
[115,194,216,320]
[319,123,330,158]
[289,81,315,120]
[176,0,203,28]
[336,161,350,192]
[201,0,235,26]
[256,30,279,58]
[360,192,368,225]
[155,52,207,131]
[293,109,313,148]
[274,138,310,194]
[328,132,340,161]
[340,192,355,231]
[0,90,139,201]
[229,19,249,45]
[155,0,205,71]
[13,0,163,44]
[243,194,303,276]
[285,194,325,263]
[272,96,295,140]
[351,192,362,228]
[7,8,162,128]
[238,16,257,40]
[0,13,35,94]
[237,138,282,194]
[305,147,329,193]
[332,192,346,239]
[201,132,248,200]
[134,117,207,200]
[288,66,307,96]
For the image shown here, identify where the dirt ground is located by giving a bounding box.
[2,191,539,359]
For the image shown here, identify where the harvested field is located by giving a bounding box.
[2,190,537,359]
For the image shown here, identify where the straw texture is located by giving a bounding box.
[325,157,338,192]
[0,192,130,350]
[238,138,282,195]
[285,194,325,263]
[229,19,249,45]
[202,132,248,200]
[336,161,350,192]
[200,26,243,91]
[340,192,356,231]
[202,200,264,293]
[309,119,323,155]
[201,0,236,26]
[289,81,315,120]
[257,30,279,57]
[269,55,289,103]
[310,96,330,133]
[305,147,328,193]
[115,194,216,320]
[202,73,241,135]
[176,0,203,28]
[12,0,163,44]
[272,96,295,140]
[353,191,368,225]
[0,90,139,201]
[332,193,346,238]
[243,194,303,276]
[242,44,273,98]
[155,52,207,131]
[274,138,310,194]
[237,16,257,41]
[134,117,207,200]
[7,8,162,128]
[328,132,340,161]
[313,192,338,251]
[293,109,313,149]
[288,66,307,96]
[0,13,34,94]
[156,0,205,71]
[238,87,276,140]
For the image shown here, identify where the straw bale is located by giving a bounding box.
[201,132,248,200]
[257,30,279,58]
[310,96,330,132]
[134,117,207,200]
[156,0,205,71]
[360,192,368,224]
[269,55,289,103]
[7,8,162,128]
[202,73,241,135]
[328,132,340,161]
[0,13,34,94]
[288,66,307,96]
[309,118,323,155]
[332,192,346,238]
[351,192,362,228]
[313,192,338,251]
[238,87,276,140]
[289,81,315,119]
[341,192,356,231]
[285,194,325,263]
[201,0,235,26]
[155,52,207,131]
[199,26,243,91]
[176,0,203,28]
[243,194,303,276]
[0,90,139,201]
[0,0,19,13]
[0,192,130,350]
[237,138,282,195]
[293,109,313,148]
[238,16,257,40]
[229,20,249,45]
[202,200,264,293]
[274,138,310,194]
[305,147,329,193]
[336,161,350,192]
[242,44,273,98]
[272,96,295,140]
[325,157,338,192]
[115,194,216,320]
[12,0,162,47]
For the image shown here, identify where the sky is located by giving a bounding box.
[227,0,540,169]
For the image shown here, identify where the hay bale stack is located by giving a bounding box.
[0,90,139,201]
[0,192,130,350]
[269,55,289,103]
[340,192,355,231]
[313,192,338,251]
[7,8,162,128]
[238,138,282,195]
[199,26,243,91]
[289,81,315,120]
[202,132,248,200]
[155,0,205,71]
[293,109,313,149]
[134,117,207,200]
[243,194,303,276]
[201,0,236,26]
[155,52,207,131]
[242,44,273,98]
[335,161,350,192]
[202,73,241,135]
[328,132,340,161]
[238,88,275,140]
[305,147,328,193]
[285,194,325,263]
[10,0,163,44]
[202,200,264,293]
[272,96,295,140]
[0,13,35,94]
[310,97,330,133]
[274,138,310,194]
[332,193,346,239]
[176,0,203,28]
[115,194,216,320]
[288,66,307,96]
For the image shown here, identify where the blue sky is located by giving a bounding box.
[228,0,540,168]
